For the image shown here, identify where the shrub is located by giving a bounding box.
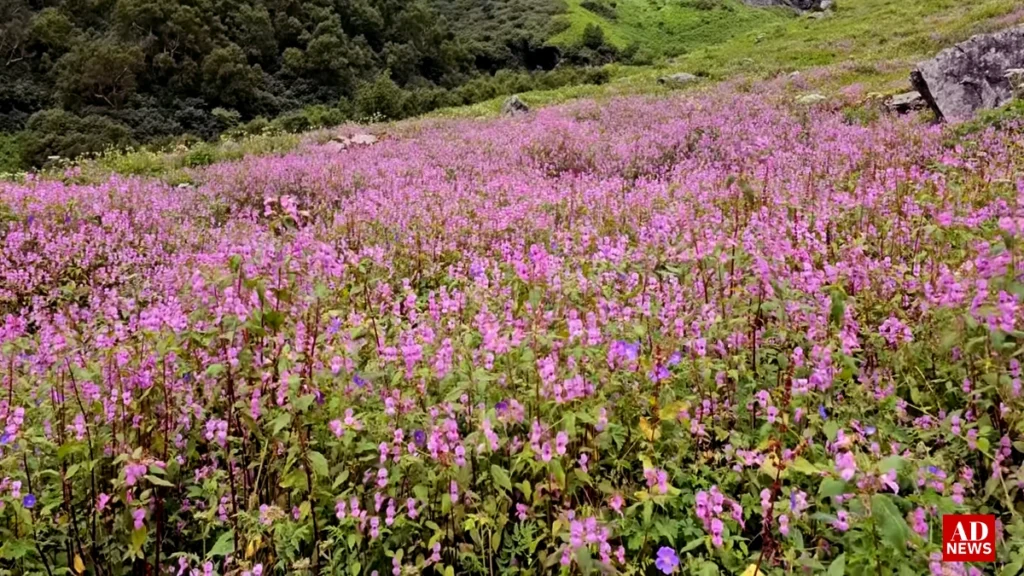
[355,72,410,121]
[580,0,618,20]
[19,109,135,167]
[183,142,217,167]
[0,133,24,173]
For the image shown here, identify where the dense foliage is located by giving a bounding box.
[0,0,629,168]
[2,80,1024,576]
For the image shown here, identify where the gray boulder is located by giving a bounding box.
[911,26,1024,122]
[658,73,699,87]
[886,91,927,114]
[743,0,831,10]
[501,95,530,116]
[795,93,827,105]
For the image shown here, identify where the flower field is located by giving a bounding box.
[2,82,1024,575]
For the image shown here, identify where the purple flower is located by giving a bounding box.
[354,374,368,388]
[0,432,10,445]
[495,400,509,413]
[22,494,36,508]
[413,429,426,446]
[654,547,679,574]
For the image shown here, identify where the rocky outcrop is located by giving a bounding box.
[743,0,831,10]
[886,92,926,114]
[502,95,530,116]
[911,26,1024,122]
[658,73,699,87]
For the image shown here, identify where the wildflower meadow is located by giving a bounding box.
[2,82,1024,575]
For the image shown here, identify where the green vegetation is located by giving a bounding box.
[0,0,588,169]
[553,0,790,57]
[2,0,1021,176]
[444,0,1024,118]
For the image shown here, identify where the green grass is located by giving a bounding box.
[552,0,790,56]
[444,0,1024,119]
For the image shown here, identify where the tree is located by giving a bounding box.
[54,39,145,109]
[201,43,263,112]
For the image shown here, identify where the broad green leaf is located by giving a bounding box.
[789,457,819,475]
[491,465,512,493]
[819,479,847,498]
[208,530,235,557]
[827,553,845,576]
[871,494,909,551]
[145,474,175,488]
[270,413,291,436]
[878,456,903,473]
[308,451,330,477]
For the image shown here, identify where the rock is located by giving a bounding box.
[911,26,1024,122]
[658,72,699,87]
[322,140,348,153]
[350,134,378,145]
[1008,68,1024,99]
[886,91,927,114]
[501,95,530,116]
[796,93,827,105]
[743,0,832,11]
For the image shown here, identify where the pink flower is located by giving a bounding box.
[132,508,146,530]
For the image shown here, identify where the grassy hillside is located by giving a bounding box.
[442,0,1024,117]
[551,0,790,56]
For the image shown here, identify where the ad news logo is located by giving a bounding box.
[942,515,996,562]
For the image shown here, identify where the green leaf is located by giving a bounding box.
[270,413,291,436]
[294,394,316,413]
[878,456,903,473]
[1001,559,1024,576]
[871,494,909,551]
[131,526,148,553]
[827,553,846,576]
[0,539,32,560]
[680,537,705,553]
[491,465,513,493]
[205,364,226,377]
[145,474,175,488]
[789,457,819,475]
[208,530,235,557]
[308,451,330,478]
[819,479,847,498]
[699,561,720,576]
[414,485,429,503]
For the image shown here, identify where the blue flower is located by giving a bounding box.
[22,494,36,508]
[648,365,670,382]
[413,429,426,446]
[818,405,827,420]
[0,432,11,445]
[654,547,678,574]
[327,317,342,335]
[353,374,367,388]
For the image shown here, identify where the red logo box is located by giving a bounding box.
[942,514,996,562]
